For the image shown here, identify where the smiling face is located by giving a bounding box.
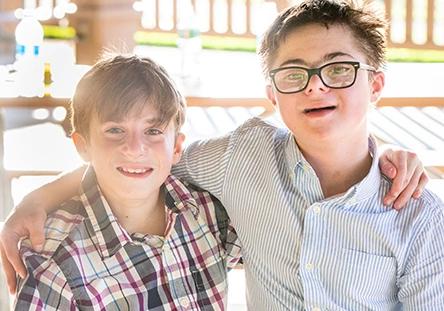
[73,103,184,207]
[265,23,385,149]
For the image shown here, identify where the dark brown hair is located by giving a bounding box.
[258,0,388,78]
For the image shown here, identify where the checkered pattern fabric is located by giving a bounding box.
[14,167,242,311]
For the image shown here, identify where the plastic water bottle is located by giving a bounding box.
[14,10,44,97]
[176,2,202,80]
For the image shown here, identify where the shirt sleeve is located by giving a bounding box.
[398,202,444,310]
[225,218,243,271]
[14,255,77,311]
[172,133,232,200]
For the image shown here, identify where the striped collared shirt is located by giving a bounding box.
[173,117,444,310]
[15,168,241,311]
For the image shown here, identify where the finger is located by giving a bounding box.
[2,232,27,281]
[413,172,429,199]
[383,174,409,206]
[392,167,422,210]
[1,246,19,295]
[379,161,397,180]
[28,217,47,253]
[383,151,416,206]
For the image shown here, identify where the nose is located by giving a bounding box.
[304,73,329,94]
[123,132,147,158]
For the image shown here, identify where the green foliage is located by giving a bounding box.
[43,25,76,39]
[387,48,444,63]
[201,35,256,52]
[134,31,257,52]
[134,31,444,62]
[133,31,178,48]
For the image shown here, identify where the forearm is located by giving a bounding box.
[18,164,87,214]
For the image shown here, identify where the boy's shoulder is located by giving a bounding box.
[165,174,231,240]
[382,175,444,223]
[229,117,290,151]
[237,117,284,134]
[165,175,226,219]
[21,196,87,258]
[415,188,444,220]
[165,174,221,207]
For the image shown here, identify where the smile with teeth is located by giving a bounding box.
[304,106,336,113]
[119,167,151,174]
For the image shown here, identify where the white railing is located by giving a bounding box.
[134,0,444,50]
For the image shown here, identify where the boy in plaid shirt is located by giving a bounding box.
[14,53,241,311]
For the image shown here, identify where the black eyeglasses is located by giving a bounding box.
[269,61,376,94]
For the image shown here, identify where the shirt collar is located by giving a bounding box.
[284,132,304,173]
[351,134,381,204]
[164,175,200,217]
[283,133,382,206]
[80,167,199,259]
[328,134,382,211]
[80,166,131,259]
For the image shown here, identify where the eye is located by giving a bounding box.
[326,64,353,77]
[106,127,124,134]
[333,67,347,74]
[286,72,305,81]
[146,129,163,135]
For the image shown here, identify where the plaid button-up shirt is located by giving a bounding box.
[15,167,242,311]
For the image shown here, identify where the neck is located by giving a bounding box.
[297,134,372,198]
[105,187,167,236]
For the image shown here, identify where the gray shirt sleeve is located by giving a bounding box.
[171,133,232,200]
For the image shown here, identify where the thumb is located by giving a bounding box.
[27,214,47,253]
[29,228,45,253]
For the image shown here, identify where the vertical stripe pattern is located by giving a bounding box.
[173,117,444,310]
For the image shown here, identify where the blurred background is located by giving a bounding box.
[0,0,444,309]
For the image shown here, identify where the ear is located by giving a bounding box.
[265,84,279,111]
[72,132,92,162]
[370,71,385,104]
[172,133,186,165]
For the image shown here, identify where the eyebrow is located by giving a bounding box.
[104,116,163,126]
[143,116,163,124]
[278,52,355,68]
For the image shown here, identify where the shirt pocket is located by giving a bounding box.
[190,256,228,310]
[337,248,398,309]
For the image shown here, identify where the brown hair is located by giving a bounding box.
[70,52,186,138]
[258,0,388,79]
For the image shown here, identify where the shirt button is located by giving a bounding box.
[305,262,313,270]
[180,298,189,308]
[313,205,321,214]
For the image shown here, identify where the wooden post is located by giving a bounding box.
[69,0,140,65]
